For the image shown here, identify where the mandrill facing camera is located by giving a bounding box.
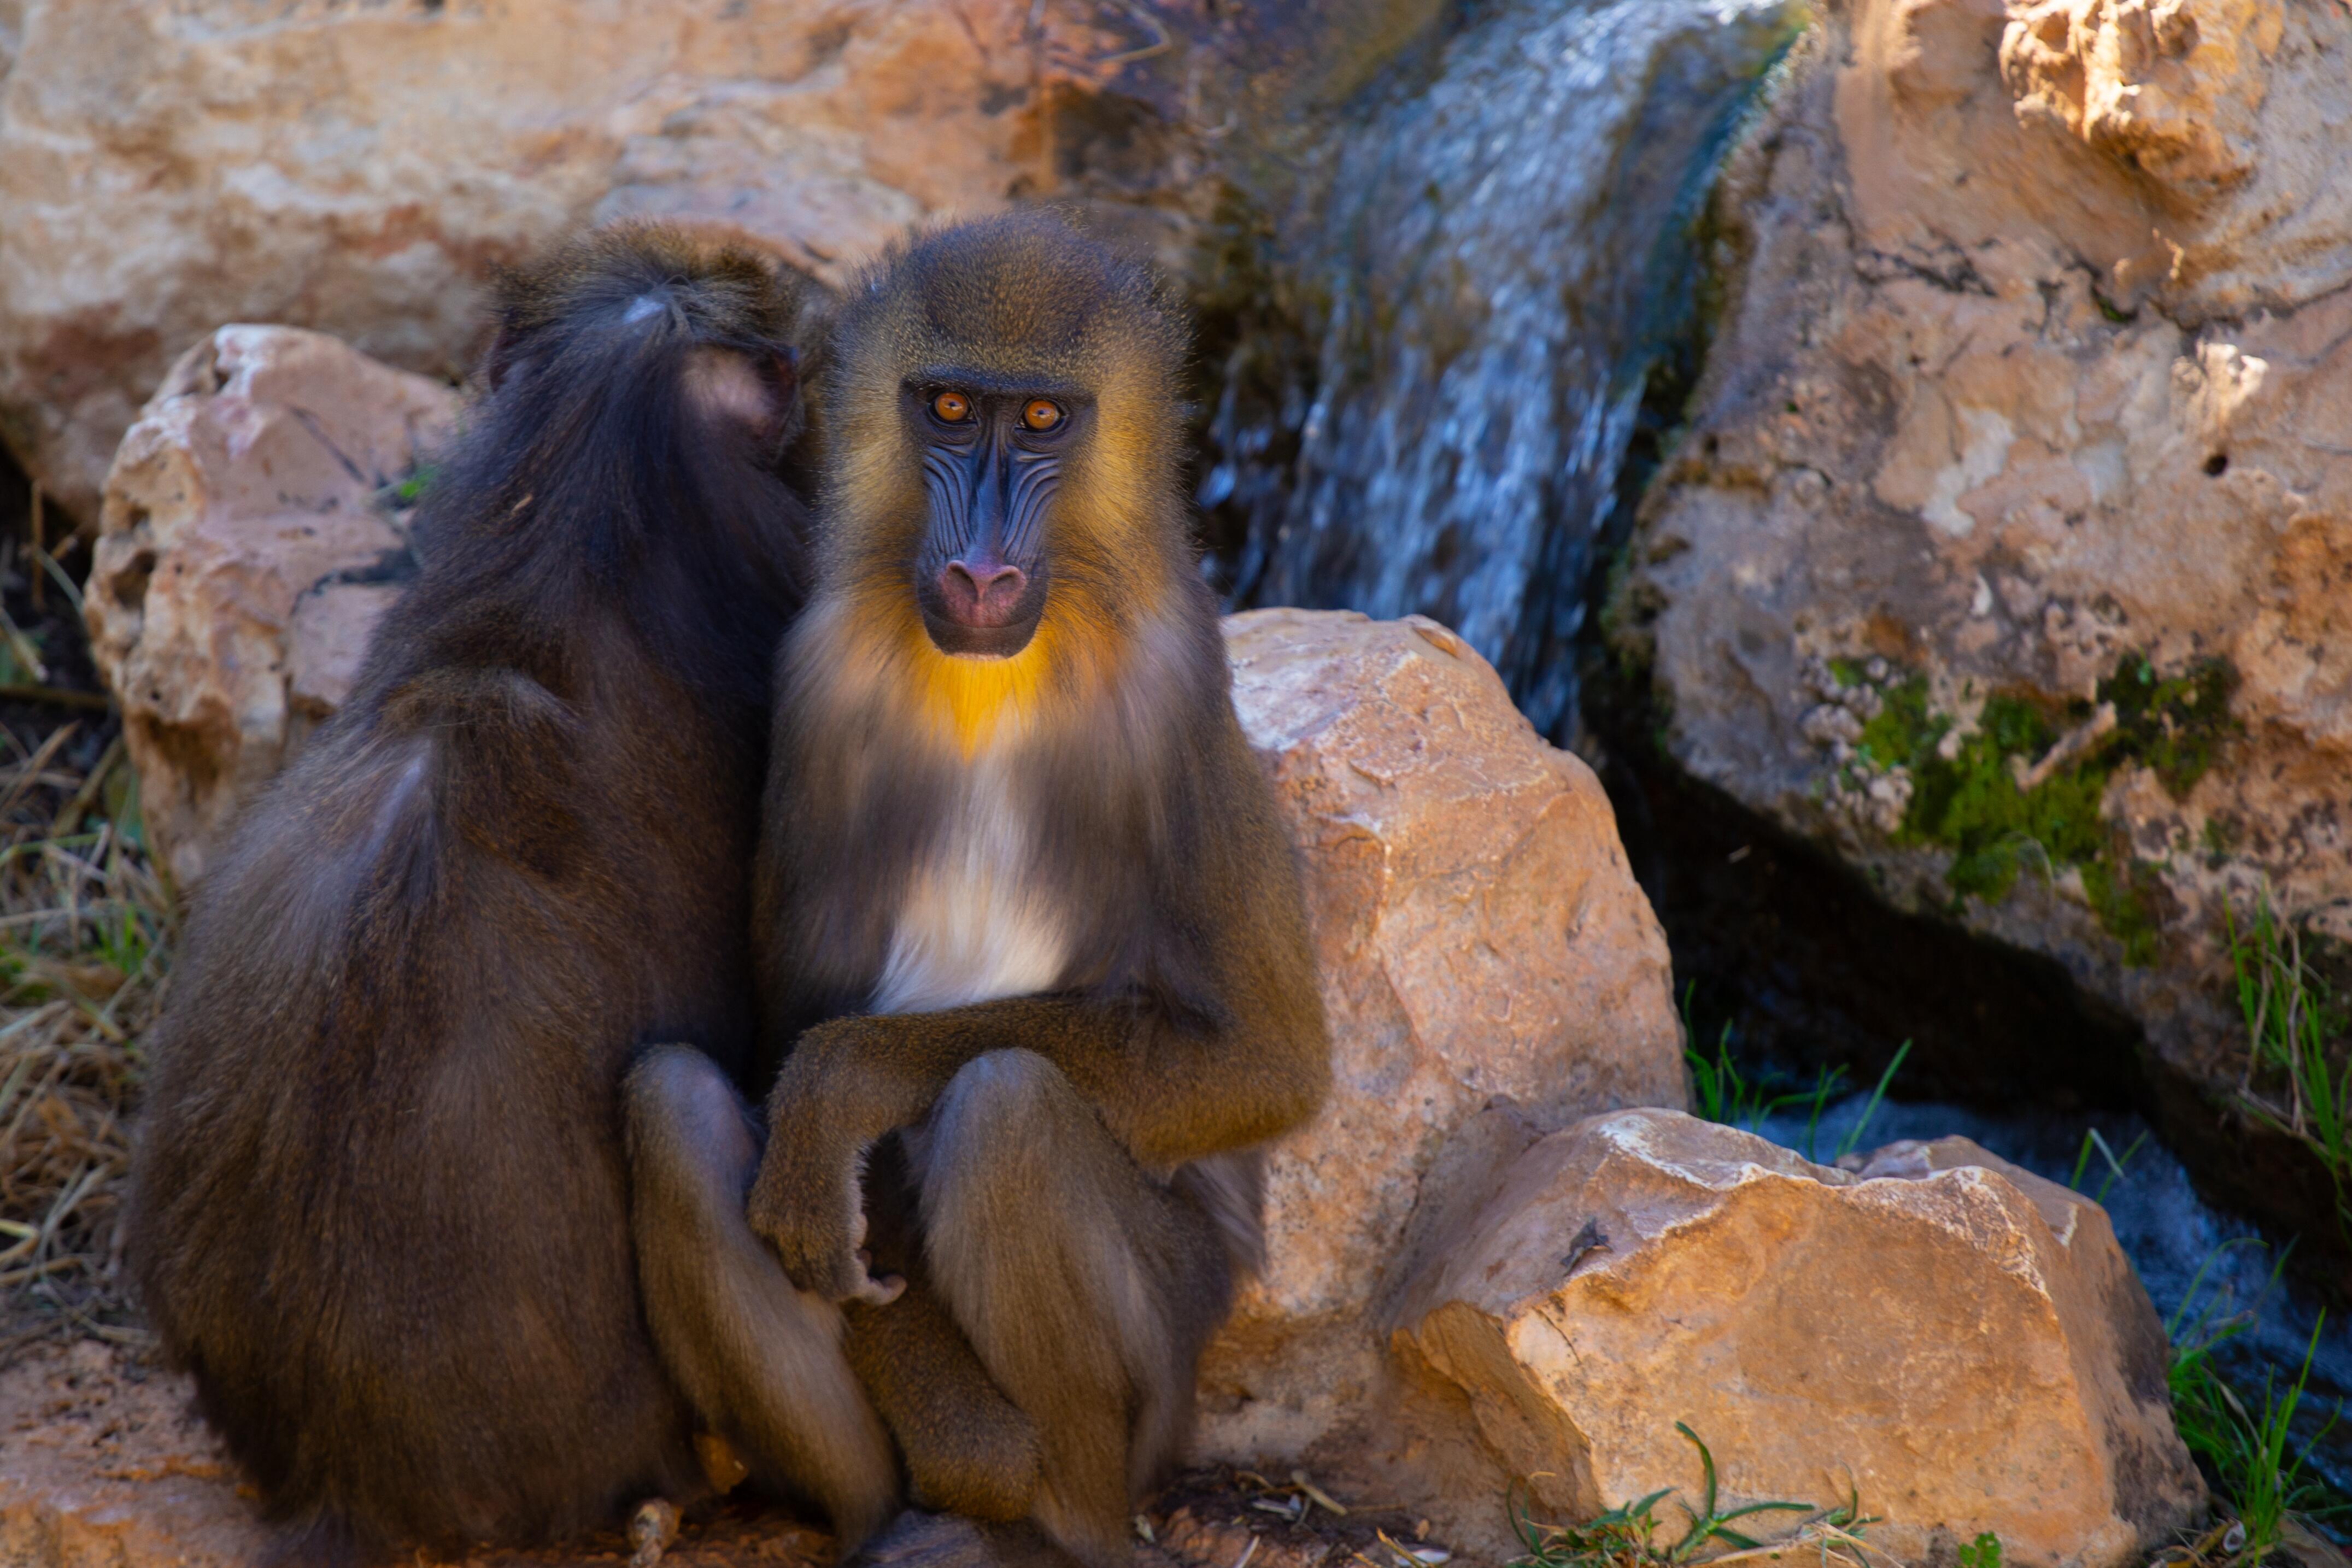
[750,214,1332,1568]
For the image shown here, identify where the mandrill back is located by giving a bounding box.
[128,228,820,1560]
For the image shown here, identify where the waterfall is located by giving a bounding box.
[1203,0,1798,736]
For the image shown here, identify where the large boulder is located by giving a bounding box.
[1204,609,1687,1467]
[1398,1109,2205,1568]
[1613,0,2352,1223]
[0,0,1182,525]
[88,325,457,888]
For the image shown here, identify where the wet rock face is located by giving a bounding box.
[87,325,458,889]
[1398,1109,2206,1568]
[1615,0,2352,1187]
[1204,608,1687,1465]
[0,0,1184,526]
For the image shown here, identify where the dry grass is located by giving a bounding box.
[0,721,171,1361]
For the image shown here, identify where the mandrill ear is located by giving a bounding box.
[683,344,803,456]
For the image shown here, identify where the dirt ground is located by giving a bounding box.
[0,1336,823,1566]
[0,1337,1454,1568]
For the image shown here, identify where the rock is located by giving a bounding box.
[1397,1108,2205,1568]
[86,325,458,889]
[0,1338,831,1566]
[0,0,1194,524]
[1614,0,2352,1228]
[1200,610,1686,1488]
[1995,0,2351,311]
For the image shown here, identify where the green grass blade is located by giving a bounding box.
[2091,1130,2146,1205]
[2068,1129,2097,1193]
[1835,1039,1912,1160]
[1676,1423,1720,1522]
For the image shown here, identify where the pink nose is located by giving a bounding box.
[937,561,1029,629]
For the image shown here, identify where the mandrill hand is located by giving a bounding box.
[748,1030,907,1307]
[747,1130,904,1307]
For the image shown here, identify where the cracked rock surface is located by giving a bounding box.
[1615,0,2352,1224]
[86,324,459,889]
[0,0,1180,526]
[1397,1109,2206,1568]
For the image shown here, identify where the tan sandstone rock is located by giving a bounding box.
[87,325,458,889]
[1615,0,2352,1221]
[1398,1108,2204,1568]
[1995,0,2351,310]
[0,0,1181,524]
[1201,609,1687,1483]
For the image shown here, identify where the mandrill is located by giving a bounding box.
[749,213,1333,1568]
[128,228,897,1562]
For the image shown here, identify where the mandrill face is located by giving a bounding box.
[803,212,1193,758]
[904,377,1078,659]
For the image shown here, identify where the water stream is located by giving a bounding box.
[1206,0,1797,734]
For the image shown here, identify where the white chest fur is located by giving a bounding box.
[870,760,1070,1014]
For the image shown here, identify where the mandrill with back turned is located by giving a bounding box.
[750,213,1332,1568]
[128,228,899,1563]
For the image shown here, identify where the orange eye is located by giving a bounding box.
[1022,398,1064,432]
[931,390,972,422]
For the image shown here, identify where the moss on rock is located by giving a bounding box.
[1828,653,2237,966]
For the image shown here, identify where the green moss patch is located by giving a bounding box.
[1849,671,1940,776]
[1840,652,2238,966]
[1905,695,2104,900]
[2098,651,2237,799]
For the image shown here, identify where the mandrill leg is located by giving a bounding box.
[621,1046,899,1547]
[845,1280,1043,1519]
[912,1049,1237,1568]
[848,1137,1043,1520]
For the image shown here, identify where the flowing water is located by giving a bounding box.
[1206,0,1798,733]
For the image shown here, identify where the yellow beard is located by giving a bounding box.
[904,619,1057,757]
[891,586,1134,758]
[818,526,1135,760]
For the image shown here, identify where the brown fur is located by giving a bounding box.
[128,226,894,1563]
[749,214,1331,1568]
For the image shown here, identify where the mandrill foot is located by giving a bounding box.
[850,1510,1080,1568]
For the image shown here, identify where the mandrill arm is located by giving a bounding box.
[753,716,1331,1307]
[750,925,1328,1305]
